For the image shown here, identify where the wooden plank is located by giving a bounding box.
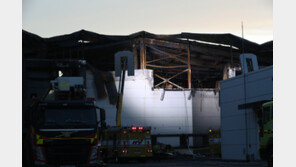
[146,64,188,69]
[154,69,188,88]
[132,39,138,69]
[147,45,220,69]
[154,73,185,89]
[168,69,188,80]
[167,80,184,89]
[145,38,240,59]
[155,80,167,88]
[146,57,170,64]
[187,43,192,89]
[148,48,188,65]
[139,38,146,69]
[147,44,188,62]
[154,73,166,80]
[146,38,187,50]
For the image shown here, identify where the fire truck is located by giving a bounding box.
[23,60,106,167]
[101,126,153,162]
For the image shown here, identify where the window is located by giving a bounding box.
[36,107,97,128]
[246,58,254,72]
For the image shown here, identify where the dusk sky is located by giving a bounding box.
[23,0,273,44]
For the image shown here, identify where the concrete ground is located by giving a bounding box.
[107,159,268,167]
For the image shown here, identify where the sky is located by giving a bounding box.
[22,0,273,44]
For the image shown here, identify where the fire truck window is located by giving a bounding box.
[38,108,97,128]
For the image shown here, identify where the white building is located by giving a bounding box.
[220,66,273,160]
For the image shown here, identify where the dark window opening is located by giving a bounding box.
[246,58,254,72]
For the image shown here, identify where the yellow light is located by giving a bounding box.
[209,129,212,133]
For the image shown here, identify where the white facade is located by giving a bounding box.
[86,69,220,147]
[220,66,273,160]
[192,90,220,135]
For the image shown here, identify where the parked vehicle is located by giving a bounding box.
[259,101,273,167]
[101,126,153,162]
[24,60,106,167]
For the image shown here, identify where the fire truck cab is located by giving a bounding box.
[25,71,106,166]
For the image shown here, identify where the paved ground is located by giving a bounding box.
[107,159,268,167]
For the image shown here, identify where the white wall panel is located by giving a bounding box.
[220,66,273,160]
[192,90,220,135]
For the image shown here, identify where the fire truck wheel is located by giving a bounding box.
[115,155,119,163]
[267,152,273,167]
[137,158,147,163]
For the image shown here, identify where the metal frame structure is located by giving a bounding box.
[137,37,192,89]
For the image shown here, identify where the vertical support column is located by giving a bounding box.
[132,39,138,69]
[187,42,192,89]
[140,38,146,69]
[230,44,233,67]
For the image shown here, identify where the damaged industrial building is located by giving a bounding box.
[22,29,273,163]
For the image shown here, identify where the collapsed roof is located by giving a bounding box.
[23,29,273,88]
